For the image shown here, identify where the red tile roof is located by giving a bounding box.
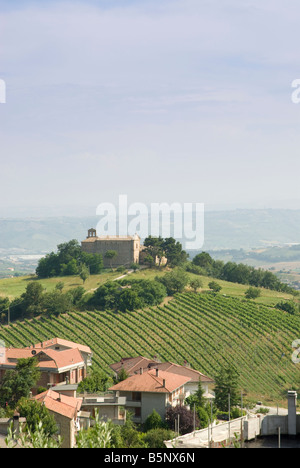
[34,389,81,420]
[110,356,160,375]
[26,338,91,355]
[1,347,84,371]
[109,368,191,394]
[110,356,214,383]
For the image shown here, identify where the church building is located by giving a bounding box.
[81,228,141,268]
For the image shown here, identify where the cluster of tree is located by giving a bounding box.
[189,252,298,295]
[143,236,188,267]
[2,281,86,323]
[77,367,113,394]
[276,300,299,315]
[36,240,103,278]
[76,410,177,449]
[155,268,189,295]
[87,278,167,312]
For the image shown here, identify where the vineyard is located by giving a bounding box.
[0,292,299,406]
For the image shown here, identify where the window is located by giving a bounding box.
[132,392,141,401]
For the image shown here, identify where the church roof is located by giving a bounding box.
[82,234,140,242]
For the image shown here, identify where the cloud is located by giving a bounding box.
[1,0,300,209]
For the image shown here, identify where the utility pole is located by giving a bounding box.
[193,404,196,433]
[228,392,231,447]
[210,399,213,447]
[240,390,244,448]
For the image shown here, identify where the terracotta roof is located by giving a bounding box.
[154,362,214,383]
[1,347,84,371]
[110,357,214,383]
[109,369,191,394]
[39,348,84,369]
[34,389,81,420]
[82,234,140,242]
[110,356,160,375]
[26,338,91,355]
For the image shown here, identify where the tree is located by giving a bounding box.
[79,264,90,284]
[276,301,298,315]
[67,286,86,306]
[17,398,58,437]
[142,428,176,448]
[162,237,188,267]
[165,405,199,435]
[42,290,72,316]
[21,281,44,318]
[105,250,118,270]
[0,297,10,324]
[144,236,165,267]
[143,409,164,432]
[143,254,154,268]
[80,252,103,274]
[214,365,240,413]
[245,287,261,300]
[55,281,64,292]
[192,252,213,269]
[118,289,142,312]
[113,367,129,384]
[157,268,189,295]
[60,258,79,276]
[185,378,206,409]
[208,281,222,293]
[133,280,167,306]
[77,368,112,393]
[184,379,210,428]
[0,358,41,409]
[190,278,203,292]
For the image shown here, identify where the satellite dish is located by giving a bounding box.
[31,350,37,356]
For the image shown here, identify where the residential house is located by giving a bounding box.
[33,389,88,448]
[110,356,215,400]
[0,338,92,394]
[109,368,192,423]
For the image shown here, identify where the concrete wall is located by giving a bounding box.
[261,415,288,436]
[51,411,75,449]
[244,416,262,440]
[141,393,167,423]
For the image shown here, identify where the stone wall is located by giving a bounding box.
[81,237,140,267]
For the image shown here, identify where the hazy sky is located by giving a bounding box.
[1,0,300,215]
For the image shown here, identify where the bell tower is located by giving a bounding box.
[87,228,97,238]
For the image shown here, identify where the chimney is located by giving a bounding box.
[156,368,159,377]
[140,368,143,375]
[163,379,166,388]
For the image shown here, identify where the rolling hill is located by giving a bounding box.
[0,269,299,407]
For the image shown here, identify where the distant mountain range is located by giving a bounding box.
[0,209,299,255]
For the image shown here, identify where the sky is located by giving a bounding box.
[1,0,300,216]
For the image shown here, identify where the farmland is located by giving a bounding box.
[0,284,299,407]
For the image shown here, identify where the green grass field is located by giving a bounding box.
[0,270,122,300]
[0,267,295,307]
